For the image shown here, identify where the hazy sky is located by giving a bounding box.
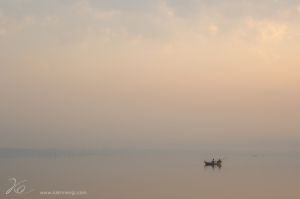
[1,0,300,150]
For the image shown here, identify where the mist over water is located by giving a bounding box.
[1,149,300,199]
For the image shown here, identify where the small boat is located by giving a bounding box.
[204,159,222,166]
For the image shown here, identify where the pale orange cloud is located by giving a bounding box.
[246,18,288,42]
[297,5,300,12]
[208,23,219,35]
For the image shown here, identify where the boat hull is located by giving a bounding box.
[204,161,222,166]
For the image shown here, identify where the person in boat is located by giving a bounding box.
[212,158,215,164]
[217,159,222,164]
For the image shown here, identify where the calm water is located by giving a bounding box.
[1,150,300,199]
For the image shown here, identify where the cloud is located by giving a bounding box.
[297,5,300,12]
[159,0,175,18]
[260,23,288,42]
[208,23,219,35]
[246,18,288,42]
[74,0,120,21]
[0,12,35,38]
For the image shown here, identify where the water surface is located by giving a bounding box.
[1,150,299,199]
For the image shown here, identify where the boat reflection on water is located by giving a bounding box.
[204,163,222,169]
